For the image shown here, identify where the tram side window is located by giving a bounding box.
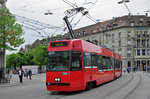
[102,56,107,70]
[91,54,98,68]
[84,52,91,68]
[119,60,122,69]
[116,59,121,69]
[110,58,113,69]
[107,57,111,70]
[98,56,103,70]
[71,51,82,71]
[114,59,116,69]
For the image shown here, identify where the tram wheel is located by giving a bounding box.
[86,82,93,90]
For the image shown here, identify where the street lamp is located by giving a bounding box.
[44,10,53,15]
[118,0,132,15]
[118,0,129,4]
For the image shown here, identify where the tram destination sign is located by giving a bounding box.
[51,42,68,47]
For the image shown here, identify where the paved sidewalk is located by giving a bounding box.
[0,73,46,88]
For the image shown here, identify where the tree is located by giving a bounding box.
[0,6,25,81]
[23,50,35,65]
[6,53,16,69]
[32,44,48,73]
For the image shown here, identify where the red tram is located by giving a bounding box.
[46,39,122,91]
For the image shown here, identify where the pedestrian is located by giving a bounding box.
[123,67,126,73]
[127,67,130,73]
[9,70,13,79]
[25,69,28,79]
[143,65,146,73]
[28,69,32,80]
[18,68,24,83]
[148,66,150,73]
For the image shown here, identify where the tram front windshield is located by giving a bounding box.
[47,51,70,71]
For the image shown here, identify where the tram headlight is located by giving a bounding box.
[54,77,61,82]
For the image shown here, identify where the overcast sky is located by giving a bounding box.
[6,0,150,54]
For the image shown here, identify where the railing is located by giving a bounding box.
[135,34,149,38]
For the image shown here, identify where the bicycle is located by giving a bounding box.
[0,75,10,83]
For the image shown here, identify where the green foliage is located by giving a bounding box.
[32,44,48,66]
[0,6,25,51]
[6,53,16,69]
[55,34,61,38]
[6,44,48,68]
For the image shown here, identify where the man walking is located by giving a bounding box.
[18,68,24,83]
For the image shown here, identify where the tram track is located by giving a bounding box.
[146,74,150,99]
[146,74,150,79]
[123,74,142,99]
[101,74,134,99]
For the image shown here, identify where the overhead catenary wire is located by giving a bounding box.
[15,14,64,30]
[13,14,69,38]
[22,25,45,37]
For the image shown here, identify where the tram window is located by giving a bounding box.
[91,54,98,68]
[107,57,111,70]
[116,59,120,69]
[110,58,113,69]
[98,55,103,70]
[84,52,91,68]
[114,59,116,69]
[71,51,82,71]
[47,51,70,71]
[102,56,107,70]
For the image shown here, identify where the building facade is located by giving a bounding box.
[75,14,150,70]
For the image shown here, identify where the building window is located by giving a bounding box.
[119,40,121,46]
[119,32,121,38]
[127,31,131,37]
[93,30,97,33]
[147,49,149,56]
[137,39,140,47]
[142,39,146,47]
[106,42,108,48]
[147,21,150,26]
[105,34,108,40]
[128,40,131,46]
[147,39,149,47]
[139,21,143,26]
[92,36,96,41]
[128,61,131,67]
[137,49,140,56]
[112,41,114,47]
[127,49,131,56]
[118,49,121,55]
[130,21,134,26]
[83,31,87,34]
[144,31,147,34]
[112,34,114,39]
[78,32,81,35]
[142,49,146,55]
